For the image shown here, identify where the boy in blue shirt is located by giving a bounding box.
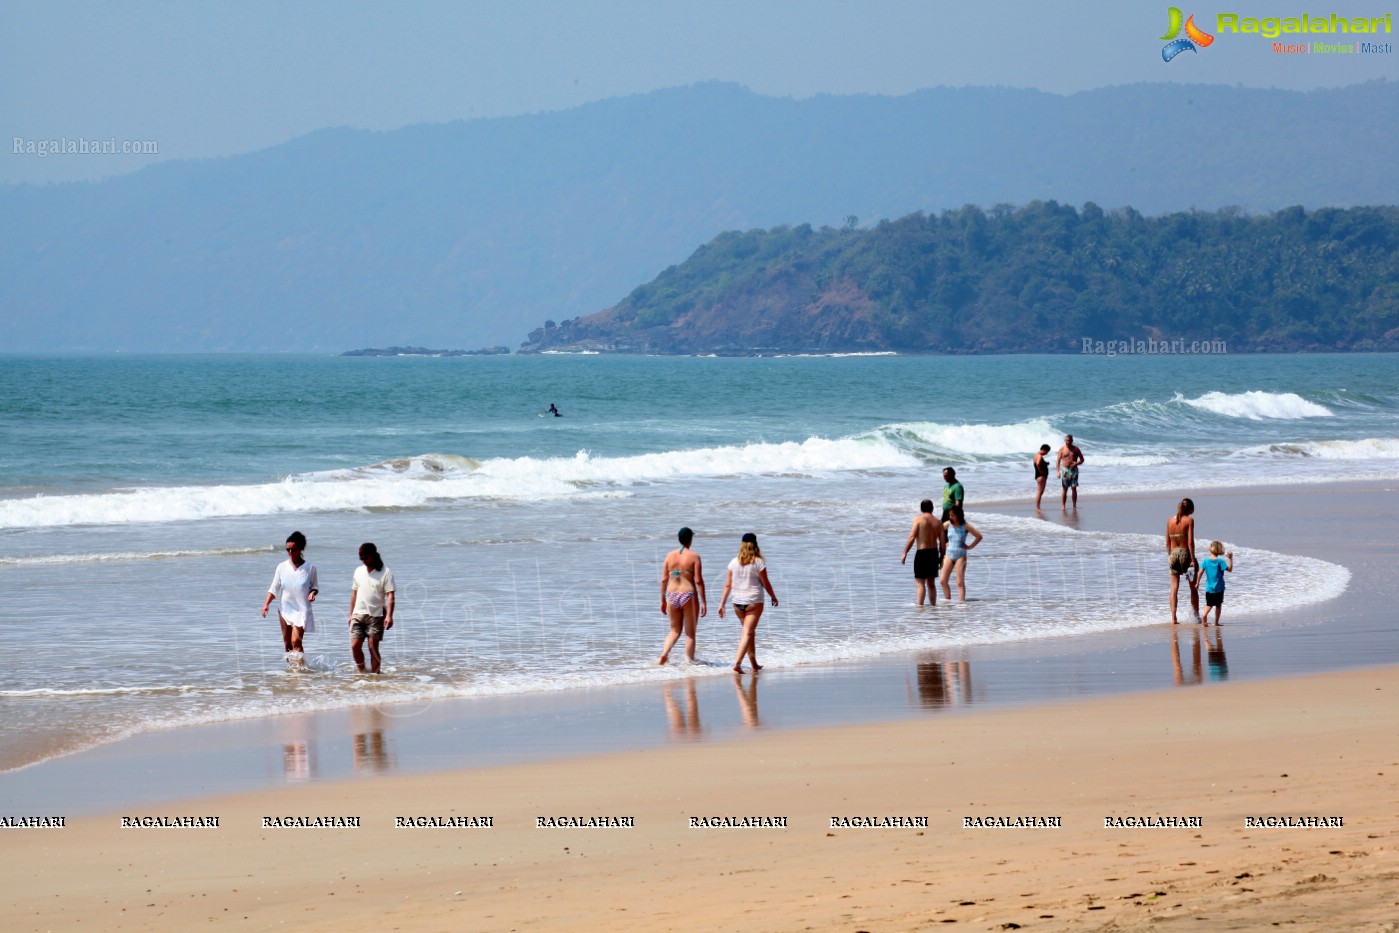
[1200,540,1234,626]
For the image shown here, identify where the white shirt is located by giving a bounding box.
[351,565,395,616]
[727,557,766,604]
[269,559,318,631]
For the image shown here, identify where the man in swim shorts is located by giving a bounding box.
[901,499,947,606]
[1057,434,1085,509]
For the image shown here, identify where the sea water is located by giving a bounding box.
[2,352,1394,770]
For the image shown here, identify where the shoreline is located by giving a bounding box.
[2,478,1395,816]
[4,477,1398,930]
[5,664,1396,931]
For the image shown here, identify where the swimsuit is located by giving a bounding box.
[666,546,697,609]
[944,524,969,561]
[1060,466,1078,489]
[913,547,940,579]
[1034,457,1049,479]
[1167,526,1191,574]
[669,546,695,583]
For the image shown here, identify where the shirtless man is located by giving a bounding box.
[658,527,705,664]
[901,499,948,606]
[1057,434,1085,509]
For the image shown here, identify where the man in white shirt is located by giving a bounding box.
[349,543,395,673]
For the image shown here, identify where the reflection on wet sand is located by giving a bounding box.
[912,655,974,709]
[1171,626,1228,686]
[1207,628,1229,680]
[350,706,395,773]
[663,680,703,740]
[732,673,760,728]
[278,714,317,783]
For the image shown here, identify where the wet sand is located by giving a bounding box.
[3,480,1397,930]
[4,664,1396,931]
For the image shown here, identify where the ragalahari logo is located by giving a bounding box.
[1161,7,1216,60]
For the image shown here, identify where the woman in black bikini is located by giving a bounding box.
[658,527,705,665]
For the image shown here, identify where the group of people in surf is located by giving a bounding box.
[260,437,1234,679]
[899,466,984,607]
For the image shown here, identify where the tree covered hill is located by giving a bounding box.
[519,202,1399,354]
[4,81,1399,352]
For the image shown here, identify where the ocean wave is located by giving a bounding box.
[0,436,919,529]
[1239,437,1399,461]
[0,684,213,698]
[880,418,1060,459]
[1180,390,1332,420]
[0,545,273,567]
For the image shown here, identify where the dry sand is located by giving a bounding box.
[5,664,1397,932]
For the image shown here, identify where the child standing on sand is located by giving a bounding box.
[1199,540,1234,626]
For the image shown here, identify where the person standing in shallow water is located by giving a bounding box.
[941,467,964,520]
[1199,540,1234,627]
[348,542,395,673]
[1166,497,1201,624]
[718,532,779,673]
[1057,434,1085,509]
[261,531,318,668]
[901,499,946,606]
[1032,444,1051,510]
[658,527,705,665]
[939,505,983,603]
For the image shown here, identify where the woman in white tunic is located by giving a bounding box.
[261,530,318,665]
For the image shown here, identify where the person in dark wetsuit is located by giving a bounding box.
[547,403,561,417]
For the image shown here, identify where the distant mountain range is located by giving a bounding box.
[519,203,1399,354]
[3,80,1397,353]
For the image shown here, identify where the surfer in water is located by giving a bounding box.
[547,402,561,417]
[658,526,705,664]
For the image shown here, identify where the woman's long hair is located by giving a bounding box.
[359,542,384,572]
[738,532,763,565]
[1175,497,1195,519]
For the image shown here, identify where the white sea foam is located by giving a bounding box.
[1240,437,1399,461]
[885,419,1060,458]
[1,515,1354,773]
[0,546,272,567]
[1181,390,1332,420]
[0,435,919,529]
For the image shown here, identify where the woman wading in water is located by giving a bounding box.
[658,527,705,664]
[1166,497,1200,624]
[718,532,779,673]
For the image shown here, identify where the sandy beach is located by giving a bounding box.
[4,481,1397,931]
[4,665,1397,932]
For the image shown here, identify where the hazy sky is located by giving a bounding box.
[3,0,1395,184]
